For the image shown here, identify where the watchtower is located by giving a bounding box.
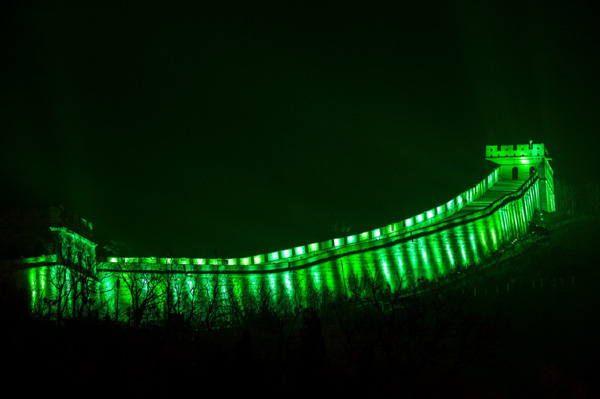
[485,142,555,212]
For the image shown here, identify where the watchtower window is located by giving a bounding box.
[512,167,519,180]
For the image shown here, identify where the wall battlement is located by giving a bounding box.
[485,143,549,159]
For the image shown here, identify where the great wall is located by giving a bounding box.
[2,143,555,323]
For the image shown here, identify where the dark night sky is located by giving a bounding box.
[1,1,599,258]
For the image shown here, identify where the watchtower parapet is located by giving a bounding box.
[485,143,549,159]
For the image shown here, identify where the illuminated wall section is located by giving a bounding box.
[17,144,548,323]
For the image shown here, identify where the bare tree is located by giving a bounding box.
[104,241,164,327]
[196,265,232,331]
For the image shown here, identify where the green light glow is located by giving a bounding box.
[18,146,551,324]
[284,272,293,296]
[469,232,478,263]
[418,238,433,279]
[427,236,442,276]
[420,241,428,264]
[408,240,418,279]
[397,254,405,277]
[249,274,259,297]
[382,260,390,283]
[325,263,337,293]
[446,243,455,266]
[459,237,468,265]
[186,277,194,299]
[313,271,320,288]
[269,274,277,295]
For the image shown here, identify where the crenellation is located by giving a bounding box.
[485,143,546,159]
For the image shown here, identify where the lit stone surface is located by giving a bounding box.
[19,144,552,322]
